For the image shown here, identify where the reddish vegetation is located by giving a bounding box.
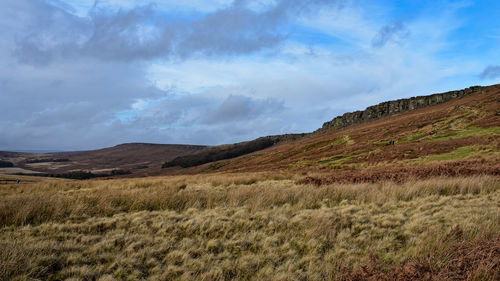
[296,160,500,185]
[340,227,500,281]
[355,136,499,164]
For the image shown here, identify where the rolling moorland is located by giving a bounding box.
[175,84,500,179]
[1,84,499,280]
[0,143,207,177]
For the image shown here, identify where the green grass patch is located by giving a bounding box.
[333,135,355,146]
[424,126,500,142]
[413,145,496,163]
[403,126,500,143]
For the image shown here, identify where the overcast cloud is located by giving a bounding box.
[1,0,499,151]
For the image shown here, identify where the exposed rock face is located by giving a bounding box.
[317,86,485,132]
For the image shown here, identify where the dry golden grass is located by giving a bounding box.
[1,174,499,280]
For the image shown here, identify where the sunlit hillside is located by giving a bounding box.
[182,84,500,182]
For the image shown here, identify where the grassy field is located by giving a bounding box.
[1,174,499,280]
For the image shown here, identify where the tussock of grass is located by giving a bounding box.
[1,175,499,280]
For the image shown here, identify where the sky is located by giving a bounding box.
[1,0,499,151]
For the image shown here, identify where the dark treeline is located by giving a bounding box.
[0,160,14,167]
[50,169,132,179]
[25,158,70,163]
[15,169,132,180]
[163,134,306,168]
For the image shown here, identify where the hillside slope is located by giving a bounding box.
[161,85,487,171]
[174,84,500,181]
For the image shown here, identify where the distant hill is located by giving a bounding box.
[0,143,206,176]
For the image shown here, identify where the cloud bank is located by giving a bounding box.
[12,0,342,64]
[0,0,499,151]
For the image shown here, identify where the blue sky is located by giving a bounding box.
[1,0,499,151]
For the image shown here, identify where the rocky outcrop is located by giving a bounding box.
[317,85,486,132]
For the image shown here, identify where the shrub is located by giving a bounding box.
[0,160,14,167]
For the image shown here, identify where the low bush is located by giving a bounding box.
[0,160,14,167]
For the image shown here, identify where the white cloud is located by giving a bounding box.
[0,0,497,151]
